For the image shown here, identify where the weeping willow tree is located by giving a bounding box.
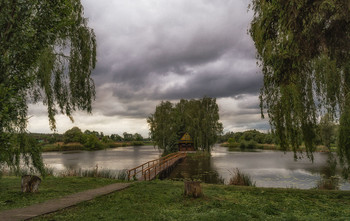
[250,0,350,174]
[0,1,96,174]
[147,97,223,154]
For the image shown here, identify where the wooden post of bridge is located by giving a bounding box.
[184,180,202,198]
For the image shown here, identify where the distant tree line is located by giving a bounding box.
[219,130,275,150]
[147,97,223,154]
[220,115,338,151]
[29,127,149,151]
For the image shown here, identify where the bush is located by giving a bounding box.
[316,176,340,190]
[63,127,84,143]
[239,140,257,149]
[131,141,144,146]
[229,168,255,186]
[61,142,84,151]
[83,134,105,150]
[246,140,257,149]
[239,141,247,149]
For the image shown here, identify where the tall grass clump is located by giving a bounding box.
[228,168,255,186]
[60,166,127,181]
[316,176,340,190]
[1,165,55,177]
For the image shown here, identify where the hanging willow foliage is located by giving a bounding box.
[250,0,350,171]
[0,0,96,174]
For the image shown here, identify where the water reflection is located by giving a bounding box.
[42,146,162,172]
[42,145,350,190]
[167,155,224,184]
[168,146,350,190]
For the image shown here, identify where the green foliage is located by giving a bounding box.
[63,127,84,144]
[317,114,336,149]
[83,134,105,150]
[0,1,97,174]
[147,97,223,153]
[122,132,133,142]
[250,1,350,169]
[110,134,123,142]
[239,140,258,150]
[222,130,275,146]
[133,133,143,141]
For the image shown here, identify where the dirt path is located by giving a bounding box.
[0,182,131,221]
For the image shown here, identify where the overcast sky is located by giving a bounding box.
[27,0,269,137]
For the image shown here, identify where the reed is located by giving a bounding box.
[228,168,255,186]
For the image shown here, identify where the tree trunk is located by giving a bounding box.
[21,175,41,193]
[184,181,202,198]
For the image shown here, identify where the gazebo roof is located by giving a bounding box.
[179,132,193,143]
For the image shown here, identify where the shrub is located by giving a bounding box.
[83,134,105,150]
[316,176,340,190]
[246,140,258,149]
[229,168,255,186]
[239,141,247,149]
[131,141,144,146]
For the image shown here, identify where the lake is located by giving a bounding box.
[42,145,350,190]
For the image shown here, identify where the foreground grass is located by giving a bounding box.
[0,176,119,211]
[36,180,350,220]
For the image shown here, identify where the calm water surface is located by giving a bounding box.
[42,145,350,190]
[42,146,161,171]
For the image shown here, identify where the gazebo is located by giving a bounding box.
[178,132,194,151]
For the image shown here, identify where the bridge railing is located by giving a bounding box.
[127,152,178,180]
[142,152,187,181]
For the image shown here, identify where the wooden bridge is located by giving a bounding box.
[127,152,187,181]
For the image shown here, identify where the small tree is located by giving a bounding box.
[63,127,84,144]
[84,134,104,150]
[133,133,143,141]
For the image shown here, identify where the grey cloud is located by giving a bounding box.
[84,0,257,101]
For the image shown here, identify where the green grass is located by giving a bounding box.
[35,180,350,220]
[0,176,120,211]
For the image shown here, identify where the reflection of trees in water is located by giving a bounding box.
[167,155,224,184]
[61,151,98,170]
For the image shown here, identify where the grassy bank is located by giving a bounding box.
[0,176,120,211]
[35,180,350,220]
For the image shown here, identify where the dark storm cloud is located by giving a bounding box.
[83,0,259,104]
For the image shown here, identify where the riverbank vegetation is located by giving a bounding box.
[33,180,350,220]
[220,126,338,152]
[220,130,275,151]
[29,127,152,152]
[148,97,223,154]
[229,169,255,187]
